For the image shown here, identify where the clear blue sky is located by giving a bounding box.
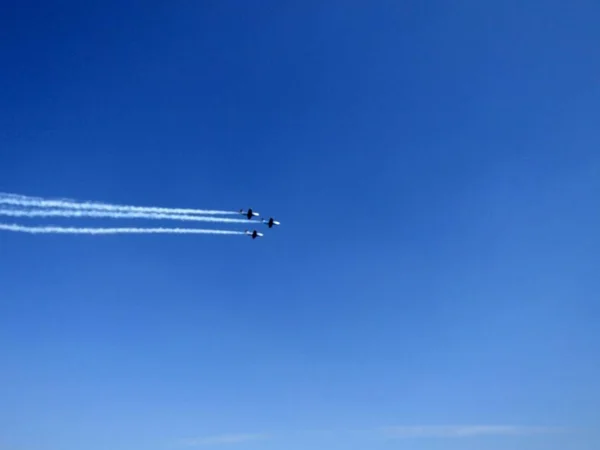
[1,1,599,449]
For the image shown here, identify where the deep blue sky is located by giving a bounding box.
[1,1,599,449]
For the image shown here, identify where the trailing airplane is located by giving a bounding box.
[239,208,259,219]
[245,230,263,239]
[262,217,280,228]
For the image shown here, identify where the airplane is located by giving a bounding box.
[240,208,259,219]
[262,217,280,228]
[245,230,263,239]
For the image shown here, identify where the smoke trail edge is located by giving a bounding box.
[0,223,244,235]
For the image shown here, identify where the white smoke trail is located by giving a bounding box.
[0,223,244,235]
[0,193,236,216]
[0,208,248,224]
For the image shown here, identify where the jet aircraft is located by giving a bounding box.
[240,208,259,219]
[245,230,263,239]
[262,217,280,228]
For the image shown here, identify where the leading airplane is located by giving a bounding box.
[262,217,280,228]
[239,208,259,220]
[245,230,263,239]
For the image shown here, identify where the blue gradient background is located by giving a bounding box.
[1,1,599,449]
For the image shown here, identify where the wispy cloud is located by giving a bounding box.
[177,425,565,446]
[380,425,564,439]
[179,433,270,447]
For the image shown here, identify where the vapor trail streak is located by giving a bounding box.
[0,223,243,235]
[0,208,248,224]
[0,193,235,216]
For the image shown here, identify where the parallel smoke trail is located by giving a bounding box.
[0,223,243,235]
[0,208,248,224]
[0,193,236,216]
